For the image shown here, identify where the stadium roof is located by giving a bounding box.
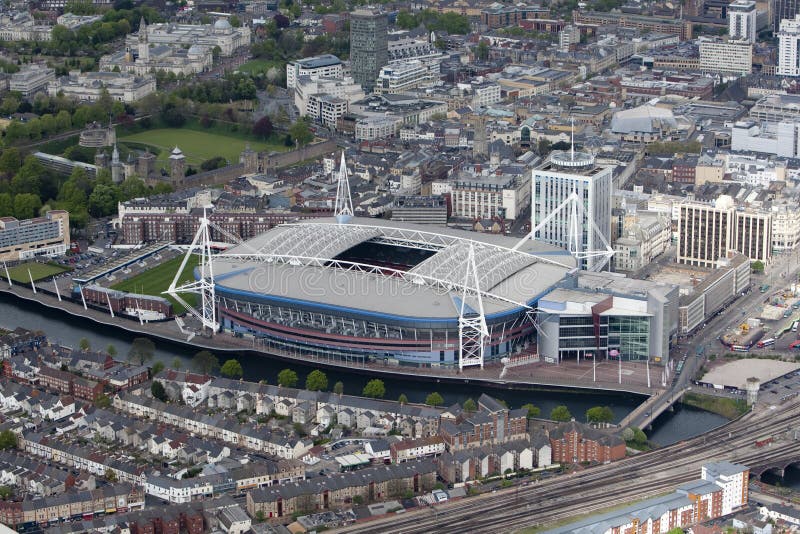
[212,218,575,322]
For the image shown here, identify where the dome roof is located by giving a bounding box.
[214,18,231,30]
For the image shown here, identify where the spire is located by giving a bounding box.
[334,152,353,224]
[112,144,119,164]
[570,116,575,162]
[138,17,147,42]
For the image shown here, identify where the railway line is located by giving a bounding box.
[338,399,800,534]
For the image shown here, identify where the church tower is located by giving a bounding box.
[111,144,123,184]
[138,17,149,63]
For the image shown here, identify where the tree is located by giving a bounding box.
[425,392,444,406]
[289,119,314,146]
[255,510,266,523]
[586,406,614,423]
[463,398,477,412]
[476,40,489,61]
[88,183,121,217]
[106,344,117,357]
[104,468,117,482]
[171,357,182,371]
[752,260,765,274]
[127,337,155,365]
[550,405,572,422]
[536,138,552,156]
[79,337,91,351]
[521,403,540,419]
[151,361,165,376]
[13,194,42,220]
[333,381,344,395]
[193,350,219,374]
[151,380,168,402]
[0,430,17,450]
[220,359,244,379]
[621,427,635,442]
[0,486,11,500]
[253,115,274,139]
[305,369,328,391]
[362,379,386,399]
[0,148,22,176]
[632,427,648,445]
[94,393,111,408]
[398,393,409,405]
[277,368,299,387]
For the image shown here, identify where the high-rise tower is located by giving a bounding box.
[350,8,388,92]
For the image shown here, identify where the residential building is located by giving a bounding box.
[531,151,613,271]
[451,174,530,221]
[47,71,156,103]
[0,211,70,262]
[350,8,388,92]
[779,15,800,76]
[701,461,749,515]
[286,54,343,89]
[307,94,348,129]
[438,395,528,451]
[699,40,753,75]
[10,65,56,99]
[677,195,772,266]
[548,421,626,464]
[729,0,758,42]
[390,437,445,463]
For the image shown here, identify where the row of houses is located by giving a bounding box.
[437,436,553,484]
[0,380,78,421]
[0,483,145,529]
[246,460,438,520]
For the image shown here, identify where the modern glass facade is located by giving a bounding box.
[554,314,650,362]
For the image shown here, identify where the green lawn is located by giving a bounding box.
[119,128,286,167]
[5,262,71,284]
[237,58,283,74]
[111,255,200,312]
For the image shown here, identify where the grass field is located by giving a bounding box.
[5,262,71,284]
[119,128,286,167]
[237,58,283,75]
[111,255,200,312]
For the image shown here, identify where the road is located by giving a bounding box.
[334,398,800,534]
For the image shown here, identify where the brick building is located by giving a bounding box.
[438,394,528,451]
[548,421,626,464]
[37,366,104,400]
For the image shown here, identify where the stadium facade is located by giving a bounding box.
[207,218,576,367]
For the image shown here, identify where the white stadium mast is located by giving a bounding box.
[458,244,488,371]
[334,152,353,224]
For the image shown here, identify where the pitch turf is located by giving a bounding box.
[111,255,200,312]
[119,128,285,166]
[4,262,71,284]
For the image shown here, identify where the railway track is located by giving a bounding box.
[339,400,800,534]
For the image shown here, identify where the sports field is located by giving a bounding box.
[4,262,71,284]
[237,59,282,75]
[111,255,199,312]
[119,128,285,166]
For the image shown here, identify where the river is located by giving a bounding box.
[0,296,729,440]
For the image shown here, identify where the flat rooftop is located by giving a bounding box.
[702,359,800,389]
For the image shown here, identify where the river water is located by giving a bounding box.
[0,296,728,441]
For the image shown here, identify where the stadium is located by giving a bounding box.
[192,217,576,368]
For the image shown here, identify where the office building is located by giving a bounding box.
[350,8,388,92]
[48,71,156,104]
[285,54,343,89]
[531,151,613,271]
[390,196,448,225]
[613,212,671,272]
[775,0,800,30]
[699,40,752,75]
[451,174,530,221]
[731,120,800,157]
[0,211,70,262]
[729,0,758,42]
[778,14,800,75]
[771,199,800,252]
[677,195,772,267]
[375,60,438,95]
[10,65,55,99]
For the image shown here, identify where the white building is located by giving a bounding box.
[451,174,530,221]
[307,94,348,129]
[778,15,800,76]
[531,151,613,271]
[731,120,800,157]
[729,0,758,42]
[701,461,749,515]
[726,154,786,186]
[375,59,438,95]
[613,211,671,272]
[286,54,343,89]
[354,115,401,141]
[771,200,800,252]
[294,76,364,117]
[125,18,250,57]
[698,40,752,75]
[0,12,52,42]
[48,71,156,103]
[10,65,56,99]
